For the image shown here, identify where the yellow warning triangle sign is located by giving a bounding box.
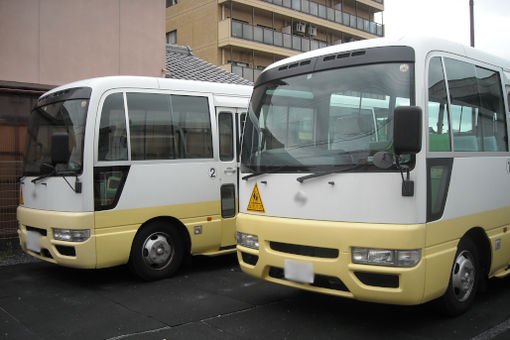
[247,183,265,213]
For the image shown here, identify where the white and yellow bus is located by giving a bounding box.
[17,76,252,280]
[236,36,510,315]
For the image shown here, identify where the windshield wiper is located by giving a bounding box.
[31,170,56,183]
[31,168,76,183]
[241,166,288,181]
[31,163,81,192]
[32,162,58,183]
[296,160,368,183]
[242,171,268,181]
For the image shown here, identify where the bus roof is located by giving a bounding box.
[41,76,253,101]
[264,35,510,76]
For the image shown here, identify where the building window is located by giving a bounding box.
[166,0,177,8]
[166,30,177,44]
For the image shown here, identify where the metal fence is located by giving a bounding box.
[0,161,22,238]
[231,19,328,53]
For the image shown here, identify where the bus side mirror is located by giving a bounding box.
[393,106,422,155]
[51,132,70,165]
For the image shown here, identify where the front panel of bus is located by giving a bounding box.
[18,87,97,268]
[237,43,510,307]
[236,46,430,305]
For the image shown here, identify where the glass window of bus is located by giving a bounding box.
[221,184,236,218]
[260,101,315,151]
[170,95,212,159]
[237,112,247,162]
[219,112,234,161]
[428,57,452,152]
[475,66,507,151]
[127,93,176,160]
[242,63,413,172]
[98,93,128,161]
[444,58,507,152]
[507,89,510,112]
[24,98,88,175]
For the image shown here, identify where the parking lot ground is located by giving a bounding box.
[2,254,510,339]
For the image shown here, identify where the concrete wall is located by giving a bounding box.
[166,0,220,65]
[0,0,166,86]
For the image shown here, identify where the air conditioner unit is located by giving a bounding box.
[334,3,342,11]
[234,61,249,68]
[293,22,306,34]
[333,39,343,45]
[307,25,317,36]
[281,25,292,35]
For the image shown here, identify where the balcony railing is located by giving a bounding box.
[261,0,383,37]
[230,64,263,82]
[231,19,328,53]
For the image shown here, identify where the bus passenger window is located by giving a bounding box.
[98,93,128,161]
[219,112,234,161]
[127,93,175,160]
[221,184,236,218]
[428,57,451,152]
[444,58,507,152]
[171,95,212,159]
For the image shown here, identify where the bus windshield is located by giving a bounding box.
[24,98,88,176]
[241,62,414,173]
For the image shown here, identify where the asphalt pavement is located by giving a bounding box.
[2,243,510,339]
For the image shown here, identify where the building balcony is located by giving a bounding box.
[260,0,383,36]
[357,0,384,8]
[219,0,383,39]
[222,62,264,82]
[218,18,329,57]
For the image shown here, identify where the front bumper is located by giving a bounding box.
[17,206,96,268]
[236,213,436,306]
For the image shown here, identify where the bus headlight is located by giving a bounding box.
[236,232,259,249]
[352,247,421,267]
[53,228,90,242]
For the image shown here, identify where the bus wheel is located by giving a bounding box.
[441,237,480,316]
[129,221,184,281]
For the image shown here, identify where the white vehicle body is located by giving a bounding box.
[18,76,252,280]
[236,36,510,315]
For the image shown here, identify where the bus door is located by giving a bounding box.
[216,108,240,247]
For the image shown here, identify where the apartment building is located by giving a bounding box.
[166,0,384,81]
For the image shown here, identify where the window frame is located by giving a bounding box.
[95,89,216,166]
[218,111,234,162]
[426,53,509,157]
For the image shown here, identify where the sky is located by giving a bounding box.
[382,0,510,60]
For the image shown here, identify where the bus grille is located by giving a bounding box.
[354,271,399,288]
[26,226,47,236]
[270,241,339,258]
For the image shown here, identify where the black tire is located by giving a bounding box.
[441,237,480,316]
[129,221,185,281]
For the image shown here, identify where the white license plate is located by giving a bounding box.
[26,230,41,253]
[284,259,314,284]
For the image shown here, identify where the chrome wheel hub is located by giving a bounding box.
[142,232,173,269]
[451,250,475,302]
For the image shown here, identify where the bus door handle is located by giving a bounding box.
[224,167,237,175]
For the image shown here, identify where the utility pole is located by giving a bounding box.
[469,0,475,47]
